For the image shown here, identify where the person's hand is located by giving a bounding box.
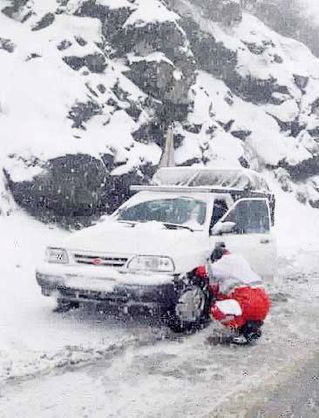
[209,283,220,298]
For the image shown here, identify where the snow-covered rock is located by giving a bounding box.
[244,0,319,58]
[0,0,318,222]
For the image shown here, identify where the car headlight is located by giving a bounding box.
[45,247,69,264]
[127,256,175,273]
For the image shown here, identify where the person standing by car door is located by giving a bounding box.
[208,243,271,344]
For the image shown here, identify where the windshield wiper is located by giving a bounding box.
[118,220,194,232]
[117,220,137,226]
[162,223,194,232]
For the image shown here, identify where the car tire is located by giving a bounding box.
[165,311,209,333]
[166,285,210,333]
[54,299,79,313]
[165,312,190,333]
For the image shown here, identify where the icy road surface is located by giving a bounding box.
[0,199,319,417]
[1,275,319,418]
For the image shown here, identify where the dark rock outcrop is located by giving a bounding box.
[186,0,242,25]
[4,154,158,224]
[180,17,237,80]
[6,154,109,220]
[31,12,55,31]
[68,101,102,129]
[126,59,188,105]
[63,53,107,73]
[280,156,319,182]
[181,17,289,105]
[231,129,252,141]
[0,37,15,53]
[1,0,30,21]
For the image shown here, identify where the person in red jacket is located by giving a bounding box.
[208,243,271,344]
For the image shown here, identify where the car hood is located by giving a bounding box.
[63,220,204,257]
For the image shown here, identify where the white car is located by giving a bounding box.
[36,167,277,331]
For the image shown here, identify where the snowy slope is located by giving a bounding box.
[0,7,160,174]
[0,0,318,221]
[243,1,319,57]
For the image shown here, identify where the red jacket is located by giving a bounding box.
[208,254,271,328]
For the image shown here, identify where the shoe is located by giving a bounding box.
[240,321,263,343]
[245,328,262,343]
[231,335,249,345]
[231,330,262,345]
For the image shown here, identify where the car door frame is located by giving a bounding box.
[209,197,277,279]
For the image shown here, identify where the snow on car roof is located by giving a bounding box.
[152,167,270,193]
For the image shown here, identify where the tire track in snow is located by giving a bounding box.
[0,323,175,387]
[0,312,178,386]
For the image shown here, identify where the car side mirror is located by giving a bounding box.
[211,221,236,235]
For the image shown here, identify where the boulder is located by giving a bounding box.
[126,59,187,104]
[104,164,156,214]
[6,154,109,221]
[5,152,158,224]
[132,122,164,146]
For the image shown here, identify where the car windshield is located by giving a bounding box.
[117,198,207,228]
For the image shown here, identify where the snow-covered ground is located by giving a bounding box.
[0,187,318,417]
[0,212,161,382]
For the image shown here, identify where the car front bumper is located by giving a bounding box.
[36,264,179,310]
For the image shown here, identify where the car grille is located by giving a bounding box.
[60,288,129,303]
[73,253,128,267]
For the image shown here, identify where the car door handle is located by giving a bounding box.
[260,238,270,244]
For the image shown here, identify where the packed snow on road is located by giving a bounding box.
[0,185,318,417]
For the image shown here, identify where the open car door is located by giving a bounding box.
[210,198,277,280]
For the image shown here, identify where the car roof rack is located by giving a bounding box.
[130,185,270,197]
[152,167,271,193]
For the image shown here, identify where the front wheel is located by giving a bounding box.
[166,285,210,333]
[53,298,79,313]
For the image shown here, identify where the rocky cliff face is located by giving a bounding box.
[0,0,318,224]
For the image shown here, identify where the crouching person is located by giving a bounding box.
[208,243,271,345]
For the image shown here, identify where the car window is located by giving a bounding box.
[222,199,270,234]
[117,198,207,227]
